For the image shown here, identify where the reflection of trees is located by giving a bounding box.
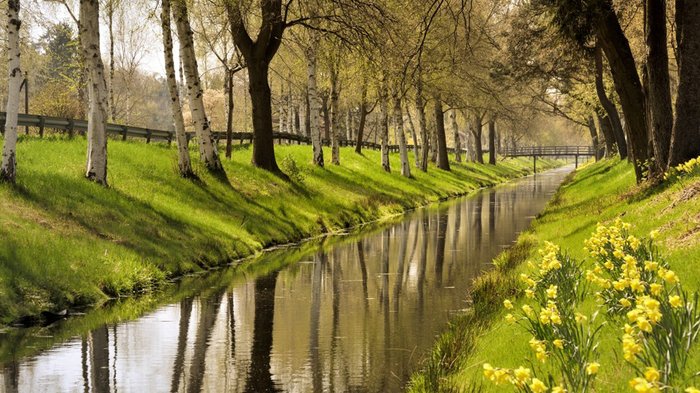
[417,214,429,315]
[309,252,325,393]
[489,191,496,241]
[187,294,223,393]
[90,325,110,393]
[170,298,194,393]
[393,222,409,314]
[434,213,448,288]
[2,360,19,393]
[447,203,462,286]
[357,241,369,310]
[246,271,280,393]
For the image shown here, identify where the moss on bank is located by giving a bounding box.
[408,158,700,392]
[0,136,559,324]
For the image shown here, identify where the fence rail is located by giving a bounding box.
[1,112,479,154]
[503,145,595,157]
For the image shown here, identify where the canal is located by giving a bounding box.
[0,166,572,392]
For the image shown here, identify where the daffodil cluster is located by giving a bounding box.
[664,156,700,181]
[585,220,700,388]
[488,244,601,392]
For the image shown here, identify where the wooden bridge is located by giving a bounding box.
[503,146,596,173]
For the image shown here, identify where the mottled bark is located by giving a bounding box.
[80,0,109,185]
[597,114,615,157]
[0,0,21,182]
[160,0,192,176]
[488,119,496,165]
[393,95,411,177]
[594,44,627,159]
[405,104,420,168]
[307,37,323,166]
[669,0,700,166]
[645,0,673,174]
[379,82,390,172]
[587,115,601,161]
[471,113,484,164]
[415,84,429,172]
[354,81,367,154]
[433,95,450,171]
[450,109,461,163]
[330,64,340,165]
[595,7,649,181]
[173,0,222,171]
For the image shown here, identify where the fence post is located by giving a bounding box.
[167,131,173,145]
[67,119,74,138]
[38,116,45,138]
[121,126,128,141]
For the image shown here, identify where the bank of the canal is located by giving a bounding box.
[0,138,560,325]
[409,158,700,392]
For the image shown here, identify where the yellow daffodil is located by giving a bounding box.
[513,366,531,384]
[552,339,564,349]
[643,367,659,383]
[620,298,632,308]
[503,299,513,309]
[546,285,558,299]
[530,378,548,393]
[669,295,683,308]
[585,362,600,375]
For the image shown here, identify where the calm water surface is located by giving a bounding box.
[0,166,572,392]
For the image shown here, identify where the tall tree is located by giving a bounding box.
[173,0,222,171]
[80,0,109,185]
[668,0,700,167]
[225,0,285,173]
[594,43,627,159]
[307,32,324,166]
[488,118,496,165]
[160,0,192,177]
[379,81,390,172]
[645,0,673,174]
[433,95,450,171]
[0,0,21,183]
[393,93,411,177]
[450,109,461,163]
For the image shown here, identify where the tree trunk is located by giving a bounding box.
[587,115,602,161]
[597,114,615,157]
[80,0,109,185]
[108,0,115,121]
[405,104,420,168]
[645,0,673,174]
[488,119,496,165]
[393,95,411,177]
[669,0,700,167]
[247,61,280,171]
[595,8,649,181]
[354,81,367,154]
[0,0,21,183]
[173,0,222,171]
[299,89,308,137]
[416,74,429,172]
[321,94,330,143]
[450,109,461,163]
[330,65,340,165]
[307,40,323,166]
[160,0,192,176]
[433,94,450,171]
[225,69,234,159]
[278,82,286,133]
[379,82,390,172]
[594,44,627,159]
[472,114,484,164]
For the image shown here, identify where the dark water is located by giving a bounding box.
[0,167,572,393]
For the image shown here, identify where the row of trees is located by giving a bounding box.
[1,0,606,185]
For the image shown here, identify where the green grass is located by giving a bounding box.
[0,135,559,324]
[408,158,700,392]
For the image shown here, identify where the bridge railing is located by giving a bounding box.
[503,145,595,157]
[0,112,483,154]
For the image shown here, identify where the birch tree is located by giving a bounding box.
[0,0,21,183]
[160,0,192,177]
[379,81,390,172]
[172,0,222,171]
[450,109,461,163]
[307,32,324,166]
[393,94,411,177]
[80,0,109,185]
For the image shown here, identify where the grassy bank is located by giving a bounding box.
[0,135,559,324]
[409,158,700,392]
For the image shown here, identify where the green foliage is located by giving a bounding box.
[0,137,558,324]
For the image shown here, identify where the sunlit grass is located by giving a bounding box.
[409,158,700,392]
[0,135,558,323]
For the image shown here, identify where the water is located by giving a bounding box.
[0,167,572,393]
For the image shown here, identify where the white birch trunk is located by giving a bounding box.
[307,37,323,166]
[278,83,286,134]
[330,66,340,165]
[450,109,462,163]
[393,96,411,178]
[0,0,21,182]
[80,0,109,185]
[405,104,420,168]
[172,0,222,170]
[160,0,192,176]
[380,82,390,172]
